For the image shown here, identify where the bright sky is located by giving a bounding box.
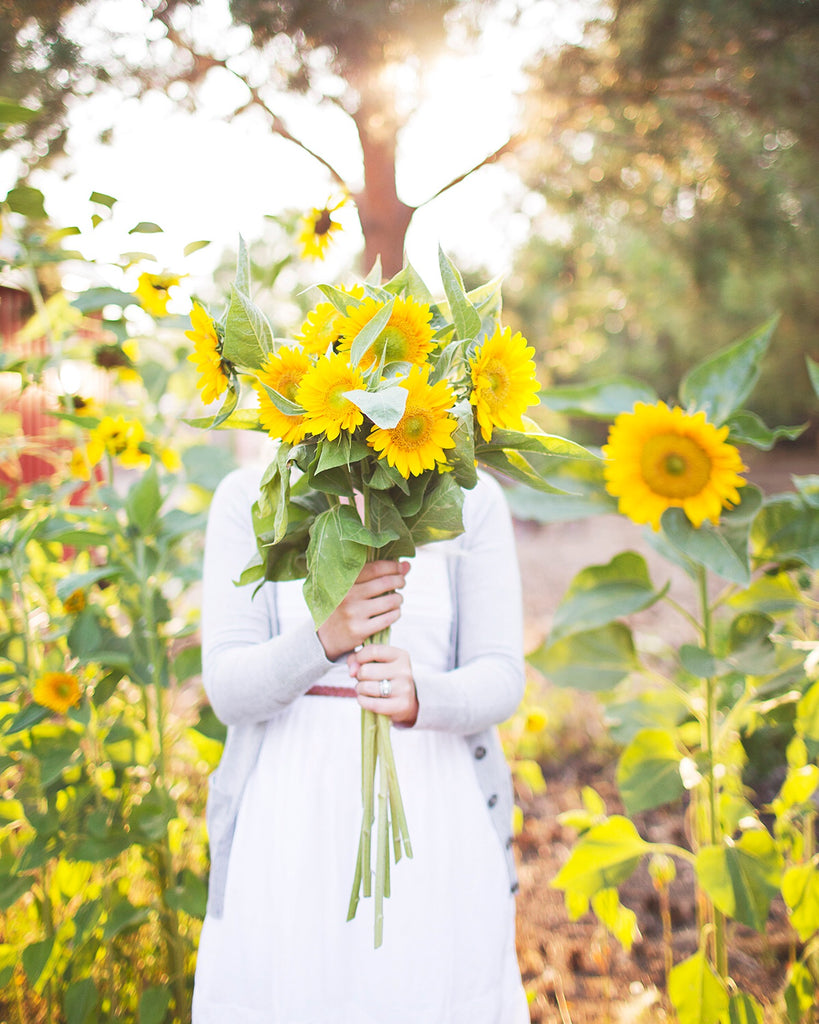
[3,0,592,302]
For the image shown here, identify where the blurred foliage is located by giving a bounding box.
[507,0,819,435]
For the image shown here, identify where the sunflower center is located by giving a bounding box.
[397,412,430,448]
[328,384,351,411]
[640,433,713,499]
[484,362,509,402]
[314,210,333,236]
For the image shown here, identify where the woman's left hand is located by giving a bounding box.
[347,643,418,727]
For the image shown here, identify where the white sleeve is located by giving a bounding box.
[412,473,525,734]
[201,467,334,726]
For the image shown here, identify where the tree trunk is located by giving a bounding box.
[352,94,414,279]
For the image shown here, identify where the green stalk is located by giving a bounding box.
[360,708,377,899]
[378,712,412,859]
[697,564,728,981]
[374,753,389,948]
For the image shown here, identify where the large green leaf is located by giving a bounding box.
[505,458,617,522]
[668,951,729,1024]
[695,830,781,931]
[529,622,638,690]
[679,315,779,425]
[781,860,819,942]
[793,475,819,509]
[539,377,657,418]
[550,551,667,641]
[65,977,100,1024]
[660,485,763,585]
[728,991,764,1024]
[139,986,172,1024]
[727,572,802,615]
[125,465,162,535]
[551,816,649,897]
[404,473,465,546]
[796,681,819,746]
[303,505,369,626]
[439,246,481,340]
[724,410,806,451]
[223,285,273,369]
[6,185,47,219]
[617,729,685,814]
[751,494,819,569]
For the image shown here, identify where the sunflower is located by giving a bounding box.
[186,303,229,405]
[367,365,458,478]
[338,295,435,370]
[297,197,346,261]
[33,671,82,714]
[469,325,540,442]
[63,589,87,614]
[254,346,311,444]
[134,271,182,317]
[86,415,151,470]
[297,352,367,441]
[70,447,92,481]
[602,401,747,530]
[296,285,365,356]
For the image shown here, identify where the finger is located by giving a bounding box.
[356,560,409,585]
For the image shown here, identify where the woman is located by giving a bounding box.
[192,460,530,1023]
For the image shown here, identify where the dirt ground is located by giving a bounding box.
[510,447,816,1023]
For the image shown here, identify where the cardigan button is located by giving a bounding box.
[474,746,487,759]
[487,794,498,808]
[511,881,520,894]
[506,836,513,849]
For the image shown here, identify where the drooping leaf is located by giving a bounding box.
[128,221,163,234]
[125,465,162,535]
[679,315,779,425]
[668,951,729,1024]
[530,623,638,690]
[591,888,641,950]
[793,475,819,509]
[6,186,47,219]
[403,472,465,547]
[349,296,395,367]
[539,377,657,419]
[617,729,685,814]
[343,384,408,428]
[727,991,764,1024]
[65,978,99,1024]
[724,410,806,451]
[696,830,781,931]
[550,551,667,641]
[751,494,819,569]
[139,986,172,1024]
[781,860,819,942]
[551,815,649,897]
[303,505,369,626]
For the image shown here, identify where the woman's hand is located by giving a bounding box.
[347,643,419,727]
[316,560,410,662]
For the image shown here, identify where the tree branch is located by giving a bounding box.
[417,134,523,208]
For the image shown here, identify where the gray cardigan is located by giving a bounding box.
[201,466,524,918]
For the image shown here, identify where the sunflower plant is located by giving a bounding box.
[522,322,819,1022]
[187,239,594,946]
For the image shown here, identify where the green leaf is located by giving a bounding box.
[125,466,162,534]
[724,410,806,451]
[781,861,819,942]
[22,936,54,988]
[184,239,211,256]
[103,898,151,941]
[6,186,47,219]
[65,978,99,1024]
[223,286,273,369]
[551,815,649,897]
[182,444,237,491]
[349,296,395,367]
[728,991,764,1024]
[617,729,685,814]
[234,235,251,296]
[343,385,408,428]
[539,377,657,419]
[139,986,172,1024]
[784,961,815,1020]
[679,315,779,424]
[403,472,465,546]
[164,868,208,919]
[438,246,481,339]
[807,355,819,400]
[695,830,780,931]
[660,485,764,585]
[128,221,163,234]
[727,572,802,615]
[793,475,819,510]
[550,552,667,642]
[0,100,38,125]
[590,888,640,950]
[89,192,117,208]
[317,283,363,315]
[4,703,49,735]
[303,506,368,626]
[505,458,618,522]
[530,623,638,690]
[668,951,729,1024]
[751,494,819,569]
[796,682,819,745]
[71,287,136,313]
[679,644,721,678]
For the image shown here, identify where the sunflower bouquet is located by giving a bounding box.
[187,240,592,945]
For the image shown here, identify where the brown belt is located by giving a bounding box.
[305,684,358,698]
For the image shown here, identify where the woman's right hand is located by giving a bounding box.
[316,559,410,661]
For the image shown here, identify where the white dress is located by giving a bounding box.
[192,476,530,1024]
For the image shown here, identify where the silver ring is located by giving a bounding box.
[379,679,392,698]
